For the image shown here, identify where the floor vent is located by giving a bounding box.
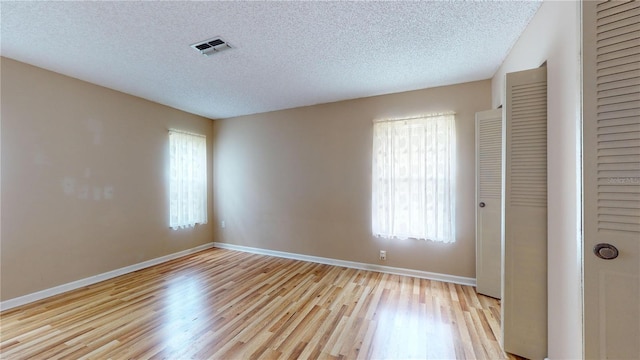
[191,37,232,56]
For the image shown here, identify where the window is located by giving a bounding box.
[372,113,456,243]
[169,130,207,229]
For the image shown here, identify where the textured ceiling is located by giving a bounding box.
[1,1,541,119]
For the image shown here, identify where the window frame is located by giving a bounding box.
[169,129,208,229]
[371,113,456,243]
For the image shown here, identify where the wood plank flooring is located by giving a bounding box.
[0,248,521,359]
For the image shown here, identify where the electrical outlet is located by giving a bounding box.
[221,220,226,228]
[379,250,387,261]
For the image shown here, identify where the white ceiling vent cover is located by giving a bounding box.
[191,37,232,56]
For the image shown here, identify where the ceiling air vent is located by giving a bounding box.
[191,37,232,57]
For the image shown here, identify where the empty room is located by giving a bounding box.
[1,1,638,359]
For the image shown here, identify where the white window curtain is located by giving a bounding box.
[372,113,456,243]
[169,130,208,229]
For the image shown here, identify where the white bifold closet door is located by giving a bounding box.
[502,67,547,360]
[583,1,640,359]
[476,109,503,299]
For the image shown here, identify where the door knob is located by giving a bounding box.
[479,202,486,208]
[594,243,619,260]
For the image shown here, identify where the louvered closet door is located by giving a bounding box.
[502,67,547,360]
[476,109,503,299]
[584,1,640,359]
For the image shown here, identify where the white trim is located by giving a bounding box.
[373,111,456,123]
[213,242,476,287]
[0,243,215,311]
[168,128,206,138]
[1,241,476,312]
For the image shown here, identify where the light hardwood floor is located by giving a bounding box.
[1,248,521,359]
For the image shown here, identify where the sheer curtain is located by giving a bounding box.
[372,113,456,243]
[169,130,208,229]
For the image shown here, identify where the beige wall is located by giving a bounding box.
[1,58,214,301]
[492,2,582,359]
[214,80,491,278]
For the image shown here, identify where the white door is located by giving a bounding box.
[476,109,503,299]
[583,2,640,359]
[502,67,547,360]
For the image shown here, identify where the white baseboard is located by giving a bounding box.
[2,242,476,312]
[0,242,215,311]
[212,242,476,287]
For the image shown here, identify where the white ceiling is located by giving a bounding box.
[1,1,541,119]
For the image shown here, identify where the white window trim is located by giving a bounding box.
[371,112,456,243]
[169,129,208,229]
